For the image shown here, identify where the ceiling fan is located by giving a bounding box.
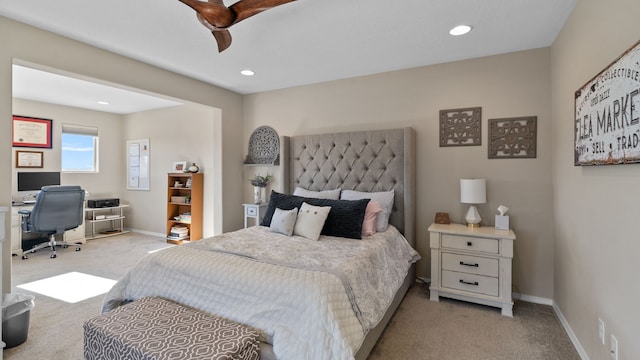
[179,0,297,52]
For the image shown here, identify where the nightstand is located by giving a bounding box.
[428,223,516,317]
[243,203,268,228]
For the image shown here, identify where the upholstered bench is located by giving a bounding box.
[83,297,260,360]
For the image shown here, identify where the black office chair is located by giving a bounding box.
[19,185,85,259]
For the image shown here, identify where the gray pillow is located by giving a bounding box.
[340,189,394,232]
[269,207,298,236]
[293,187,341,200]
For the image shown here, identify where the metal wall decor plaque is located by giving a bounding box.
[439,107,482,147]
[248,126,279,164]
[575,40,640,166]
[489,116,537,159]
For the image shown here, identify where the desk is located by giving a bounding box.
[85,204,130,239]
[11,204,86,256]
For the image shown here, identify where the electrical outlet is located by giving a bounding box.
[598,318,605,344]
[610,334,618,360]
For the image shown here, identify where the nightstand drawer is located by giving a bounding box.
[245,206,258,217]
[442,234,499,254]
[442,270,499,297]
[441,252,499,277]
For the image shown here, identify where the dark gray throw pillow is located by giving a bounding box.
[261,191,370,239]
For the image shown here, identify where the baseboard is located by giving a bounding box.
[513,292,553,306]
[511,293,588,359]
[127,228,165,238]
[552,302,590,360]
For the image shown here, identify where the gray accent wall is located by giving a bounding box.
[243,47,555,301]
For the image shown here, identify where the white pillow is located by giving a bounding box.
[293,187,341,200]
[269,207,298,236]
[340,189,394,232]
[293,202,331,241]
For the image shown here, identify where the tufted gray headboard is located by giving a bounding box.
[282,128,416,247]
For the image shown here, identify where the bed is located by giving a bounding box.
[102,128,418,360]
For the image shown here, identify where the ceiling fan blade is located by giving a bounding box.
[230,0,296,24]
[212,30,232,52]
[179,0,234,28]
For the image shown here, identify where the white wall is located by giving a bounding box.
[11,98,222,239]
[11,99,124,201]
[550,0,640,359]
[123,103,221,237]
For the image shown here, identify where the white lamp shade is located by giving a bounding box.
[460,179,486,204]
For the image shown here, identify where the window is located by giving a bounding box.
[61,124,98,172]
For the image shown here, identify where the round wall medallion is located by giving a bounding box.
[248,126,279,164]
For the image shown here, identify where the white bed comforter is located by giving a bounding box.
[102,225,419,360]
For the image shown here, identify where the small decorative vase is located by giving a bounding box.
[253,186,263,204]
[188,163,200,173]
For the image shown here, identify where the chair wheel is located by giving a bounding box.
[75,247,81,252]
[50,253,57,259]
[21,255,28,260]
[63,245,68,249]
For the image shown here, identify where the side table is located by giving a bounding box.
[428,223,516,316]
[243,203,268,228]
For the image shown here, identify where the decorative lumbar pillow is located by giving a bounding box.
[293,187,341,200]
[269,207,298,236]
[361,200,382,236]
[341,189,395,232]
[293,202,331,241]
[262,191,369,239]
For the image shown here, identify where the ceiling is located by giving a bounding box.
[1,0,576,114]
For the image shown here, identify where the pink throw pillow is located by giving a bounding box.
[362,201,382,236]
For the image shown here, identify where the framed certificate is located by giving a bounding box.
[12,115,53,148]
[16,150,44,168]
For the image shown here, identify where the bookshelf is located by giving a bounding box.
[166,173,203,244]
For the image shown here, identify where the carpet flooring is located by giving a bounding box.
[3,232,580,360]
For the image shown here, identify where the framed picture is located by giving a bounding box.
[172,161,187,172]
[15,150,44,168]
[12,115,53,148]
[574,40,640,165]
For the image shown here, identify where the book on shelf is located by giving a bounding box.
[167,234,189,241]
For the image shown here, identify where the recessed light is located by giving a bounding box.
[97,101,110,105]
[449,25,472,36]
[240,69,255,76]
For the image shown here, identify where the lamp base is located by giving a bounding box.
[464,205,482,229]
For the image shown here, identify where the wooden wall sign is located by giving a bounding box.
[575,40,640,165]
[439,107,482,147]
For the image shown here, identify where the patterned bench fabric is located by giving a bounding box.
[84,297,260,360]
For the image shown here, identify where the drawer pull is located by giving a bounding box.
[459,279,479,286]
[467,241,473,246]
[459,261,479,267]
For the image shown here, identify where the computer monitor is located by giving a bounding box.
[17,172,61,191]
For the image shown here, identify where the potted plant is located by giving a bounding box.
[249,174,272,203]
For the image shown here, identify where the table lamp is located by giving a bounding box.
[460,178,486,228]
